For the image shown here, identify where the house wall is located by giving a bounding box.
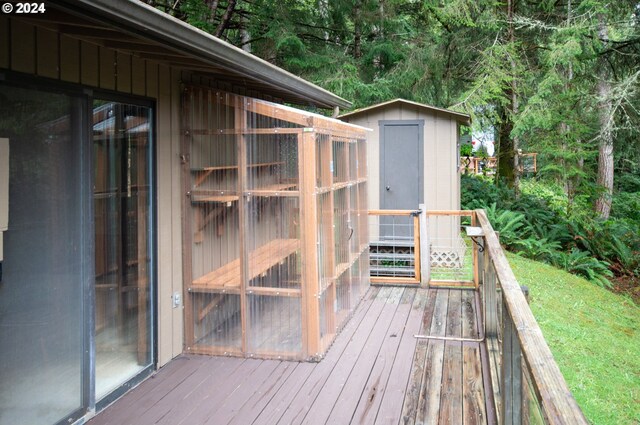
[342,103,461,212]
[0,17,188,366]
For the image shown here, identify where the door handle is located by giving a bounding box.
[385,186,391,191]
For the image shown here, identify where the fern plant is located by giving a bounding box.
[551,249,614,288]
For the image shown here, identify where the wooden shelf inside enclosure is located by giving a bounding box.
[189,239,300,294]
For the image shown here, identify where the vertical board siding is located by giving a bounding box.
[116,52,132,94]
[156,63,174,366]
[145,61,159,98]
[60,35,80,83]
[98,46,115,90]
[80,41,99,87]
[452,121,461,209]
[36,27,59,79]
[131,56,146,96]
[169,66,183,359]
[0,16,9,69]
[10,20,35,74]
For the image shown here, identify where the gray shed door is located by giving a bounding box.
[380,121,423,210]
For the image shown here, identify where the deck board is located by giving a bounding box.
[292,287,401,425]
[415,289,448,425]
[88,287,495,425]
[375,289,429,425]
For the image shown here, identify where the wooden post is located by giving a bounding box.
[236,96,249,354]
[419,204,429,286]
[472,211,479,289]
[502,303,523,425]
[413,213,421,282]
[484,248,498,337]
[300,129,320,359]
[136,132,149,364]
[181,86,196,351]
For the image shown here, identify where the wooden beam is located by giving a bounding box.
[236,97,249,355]
[368,209,420,216]
[300,131,321,358]
[370,276,420,285]
[413,214,421,282]
[181,85,196,351]
[425,210,475,216]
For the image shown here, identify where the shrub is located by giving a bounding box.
[461,174,639,286]
[550,248,614,288]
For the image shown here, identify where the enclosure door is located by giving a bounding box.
[0,84,88,425]
[380,121,423,238]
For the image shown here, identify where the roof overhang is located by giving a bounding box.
[17,0,351,109]
[340,98,470,125]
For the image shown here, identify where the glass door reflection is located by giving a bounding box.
[93,101,152,400]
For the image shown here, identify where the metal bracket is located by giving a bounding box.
[464,226,485,252]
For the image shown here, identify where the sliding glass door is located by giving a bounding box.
[0,82,155,424]
[93,100,153,402]
[0,85,88,425]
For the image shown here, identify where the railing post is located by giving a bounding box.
[419,203,429,286]
[502,301,523,425]
[484,244,498,337]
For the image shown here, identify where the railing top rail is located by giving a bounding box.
[368,209,421,216]
[476,209,588,425]
[425,210,474,216]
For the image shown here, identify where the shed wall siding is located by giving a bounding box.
[1,16,184,367]
[343,105,460,212]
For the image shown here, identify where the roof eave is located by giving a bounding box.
[54,0,351,109]
[340,99,470,124]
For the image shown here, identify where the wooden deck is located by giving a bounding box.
[89,287,495,425]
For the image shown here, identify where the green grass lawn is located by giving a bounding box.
[508,253,640,425]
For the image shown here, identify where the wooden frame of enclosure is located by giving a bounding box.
[181,87,369,361]
[426,210,479,289]
[367,209,421,285]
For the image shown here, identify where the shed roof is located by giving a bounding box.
[36,0,350,109]
[339,99,470,124]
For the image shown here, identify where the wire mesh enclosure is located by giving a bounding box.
[181,87,369,360]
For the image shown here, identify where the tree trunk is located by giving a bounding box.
[206,0,220,20]
[496,0,519,192]
[595,14,614,219]
[496,105,516,186]
[215,0,237,38]
[239,13,251,52]
[318,0,330,41]
[353,0,363,59]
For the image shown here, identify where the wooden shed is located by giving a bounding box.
[340,99,470,213]
[340,99,471,282]
[0,2,368,424]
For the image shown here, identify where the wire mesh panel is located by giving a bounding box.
[184,89,243,354]
[427,211,476,287]
[368,210,421,284]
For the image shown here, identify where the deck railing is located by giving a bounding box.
[460,153,537,175]
[476,209,587,425]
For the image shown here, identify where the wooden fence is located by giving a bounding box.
[461,153,537,175]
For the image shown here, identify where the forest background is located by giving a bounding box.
[143,0,640,298]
